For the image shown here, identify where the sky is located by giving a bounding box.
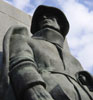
[3,0,93,75]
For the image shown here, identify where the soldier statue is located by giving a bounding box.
[1,5,93,100]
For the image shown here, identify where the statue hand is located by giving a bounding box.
[24,85,54,100]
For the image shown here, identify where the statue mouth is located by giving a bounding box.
[40,19,53,25]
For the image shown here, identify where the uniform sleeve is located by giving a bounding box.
[7,26,46,99]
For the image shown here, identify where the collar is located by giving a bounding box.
[32,28,65,48]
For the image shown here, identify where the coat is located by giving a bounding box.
[2,26,93,100]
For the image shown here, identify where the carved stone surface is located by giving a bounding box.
[0,0,31,73]
[0,1,31,100]
[0,1,70,100]
[0,1,93,100]
[0,1,70,87]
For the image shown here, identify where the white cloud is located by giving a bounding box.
[78,43,93,68]
[28,0,45,15]
[4,0,45,15]
[3,0,12,5]
[13,0,30,9]
[83,0,93,8]
[4,0,30,9]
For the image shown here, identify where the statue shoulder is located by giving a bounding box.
[62,49,83,70]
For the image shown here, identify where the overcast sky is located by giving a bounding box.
[4,0,93,75]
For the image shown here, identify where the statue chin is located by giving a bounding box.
[40,25,60,33]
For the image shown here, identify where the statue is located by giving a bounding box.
[1,5,93,100]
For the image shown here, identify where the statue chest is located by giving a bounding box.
[29,39,64,72]
[29,38,83,75]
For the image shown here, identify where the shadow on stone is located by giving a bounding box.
[0,51,3,78]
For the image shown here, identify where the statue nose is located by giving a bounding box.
[43,15,47,19]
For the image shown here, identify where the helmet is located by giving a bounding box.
[31,5,69,37]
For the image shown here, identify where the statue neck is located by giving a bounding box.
[32,28,65,48]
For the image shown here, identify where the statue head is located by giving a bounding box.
[37,14,61,33]
[31,5,70,38]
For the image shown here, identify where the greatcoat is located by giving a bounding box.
[2,26,93,100]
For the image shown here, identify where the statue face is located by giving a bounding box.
[38,13,61,31]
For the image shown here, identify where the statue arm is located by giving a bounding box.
[6,26,53,100]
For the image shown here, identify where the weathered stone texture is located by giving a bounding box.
[0,0,70,80]
[0,0,31,81]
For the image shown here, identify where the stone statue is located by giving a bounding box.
[1,5,93,100]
